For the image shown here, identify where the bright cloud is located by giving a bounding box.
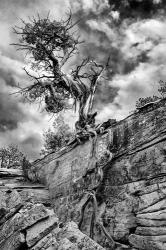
[1,0,166,160]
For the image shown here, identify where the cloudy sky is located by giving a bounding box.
[0,0,166,160]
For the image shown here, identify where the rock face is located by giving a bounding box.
[0,168,107,249]
[26,98,166,249]
[1,98,166,249]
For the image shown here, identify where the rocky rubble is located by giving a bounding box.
[0,168,108,250]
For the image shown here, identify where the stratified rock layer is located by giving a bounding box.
[28,99,166,249]
[0,168,107,250]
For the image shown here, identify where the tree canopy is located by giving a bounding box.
[136,80,166,109]
[41,114,73,155]
[13,13,108,131]
[0,144,24,168]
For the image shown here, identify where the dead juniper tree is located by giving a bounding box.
[12,13,108,136]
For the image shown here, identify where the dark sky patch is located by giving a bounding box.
[0,68,17,87]
[20,134,42,159]
[0,93,25,132]
[22,135,41,147]
[108,0,166,21]
[94,82,119,110]
[73,5,147,80]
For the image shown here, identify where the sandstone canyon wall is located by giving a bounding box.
[1,98,166,249]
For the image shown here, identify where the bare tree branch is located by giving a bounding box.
[12,12,110,131]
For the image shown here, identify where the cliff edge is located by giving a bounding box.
[1,98,166,249]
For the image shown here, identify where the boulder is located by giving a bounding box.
[136,209,166,220]
[56,222,105,250]
[29,232,58,250]
[0,203,49,245]
[129,234,166,250]
[26,215,58,247]
[0,231,25,250]
[135,226,166,236]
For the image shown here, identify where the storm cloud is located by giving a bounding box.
[108,0,166,20]
[69,0,166,121]
[0,94,25,132]
[1,0,166,159]
[0,0,70,159]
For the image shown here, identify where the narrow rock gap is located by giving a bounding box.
[42,202,52,208]
[18,243,28,250]
[129,226,137,235]
[19,229,28,250]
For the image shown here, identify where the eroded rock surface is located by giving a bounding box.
[0,169,108,250]
[2,99,166,249]
[27,99,166,249]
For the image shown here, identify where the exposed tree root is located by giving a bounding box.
[97,221,115,248]
[90,207,95,239]
[78,190,116,248]
[78,190,129,249]
[89,191,97,239]
[78,194,91,229]
[78,136,129,249]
